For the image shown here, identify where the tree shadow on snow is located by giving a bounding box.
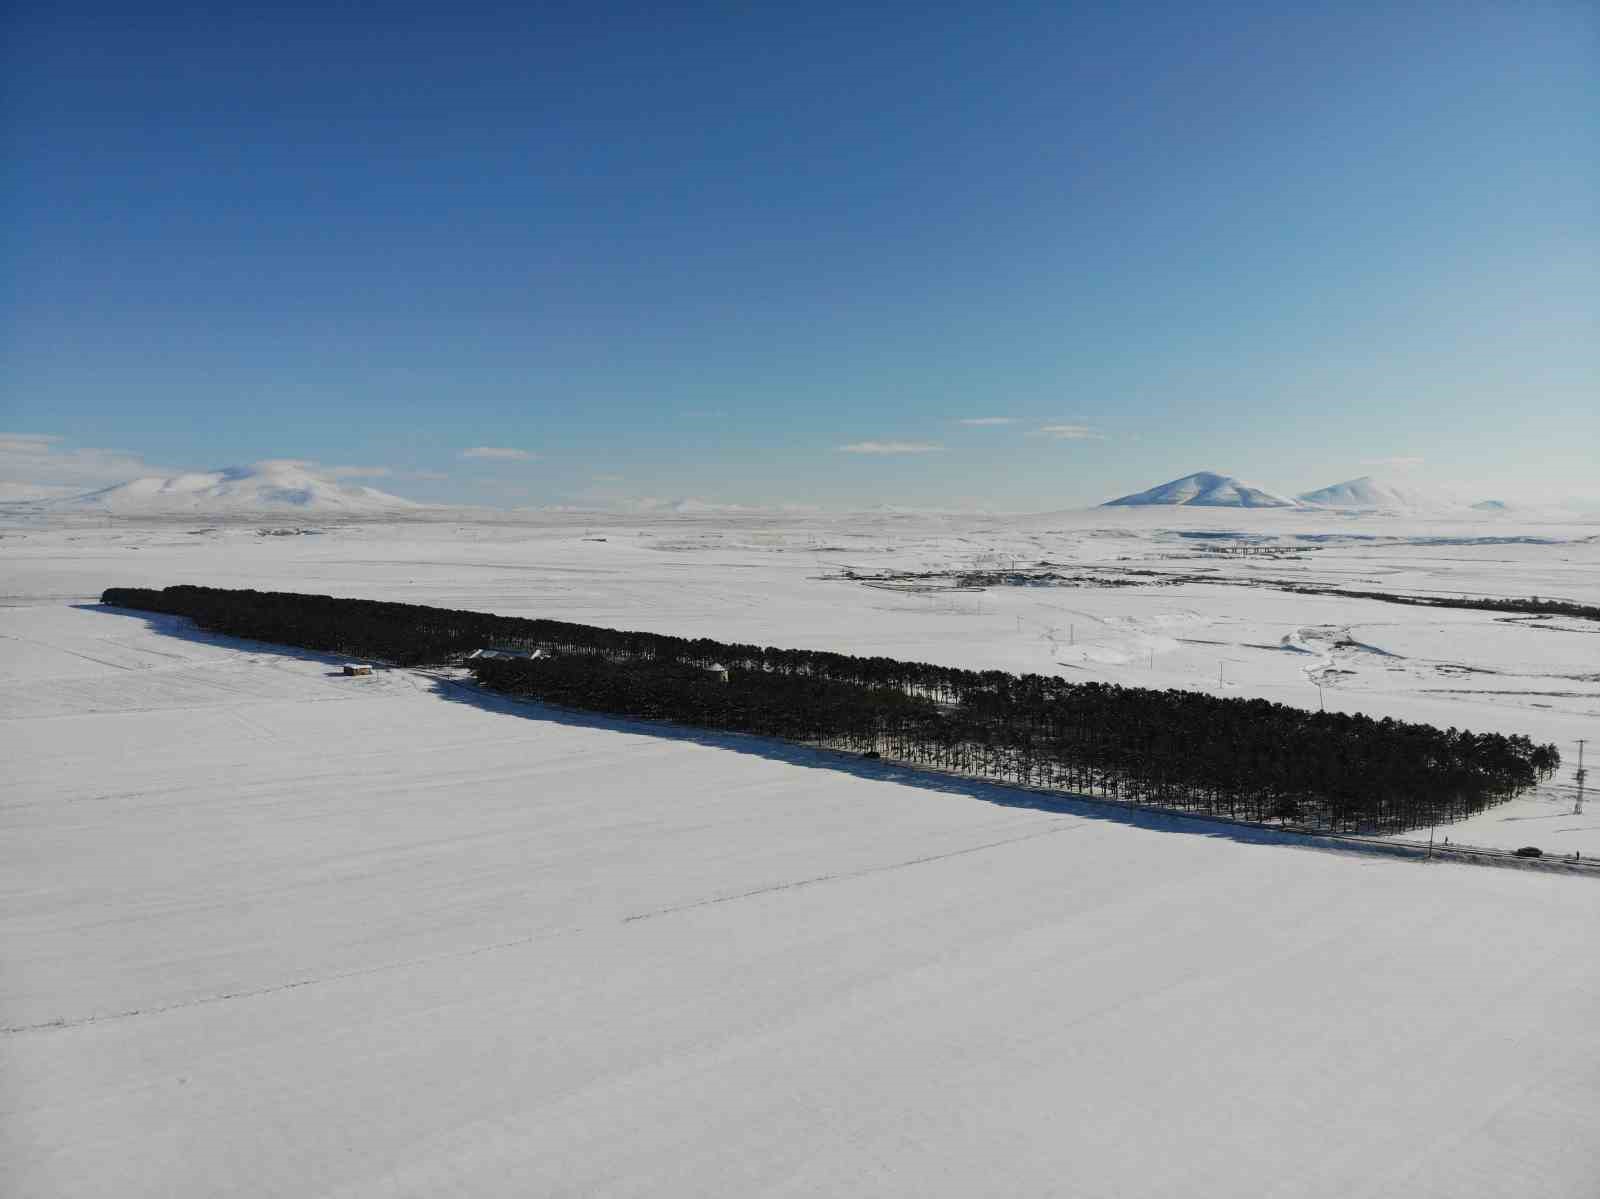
[86,602,1437,865]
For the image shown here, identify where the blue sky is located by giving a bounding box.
[3,2,1595,508]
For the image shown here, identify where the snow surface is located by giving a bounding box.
[4,506,1599,1196]
[1104,471,1298,508]
[50,461,418,514]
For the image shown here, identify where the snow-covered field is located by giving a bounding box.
[6,506,1595,848]
[3,506,1598,1196]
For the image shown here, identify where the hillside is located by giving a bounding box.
[1297,475,1453,511]
[1103,471,1298,508]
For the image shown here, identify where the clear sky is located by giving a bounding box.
[3,2,1595,509]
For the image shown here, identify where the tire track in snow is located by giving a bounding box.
[0,632,146,672]
[0,923,587,1038]
[0,818,1084,1036]
[622,817,1087,923]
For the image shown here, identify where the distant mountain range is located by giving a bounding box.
[0,462,1533,517]
[1104,472,1503,512]
[38,462,419,514]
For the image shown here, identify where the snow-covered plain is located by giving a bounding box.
[3,506,1598,1196]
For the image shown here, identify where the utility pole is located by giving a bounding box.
[1576,740,1587,816]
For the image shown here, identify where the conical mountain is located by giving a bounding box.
[1103,471,1298,508]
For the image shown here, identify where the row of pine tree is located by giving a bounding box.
[103,584,1560,834]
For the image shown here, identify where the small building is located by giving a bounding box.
[342,663,373,676]
[707,662,729,683]
[466,647,543,662]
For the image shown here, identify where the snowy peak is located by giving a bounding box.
[1103,471,1298,509]
[59,462,420,514]
[1296,476,1451,511]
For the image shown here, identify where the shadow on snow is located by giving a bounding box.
[83,603,1471,867]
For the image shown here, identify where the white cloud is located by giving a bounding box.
[1031,424,1106,440]
[0,481,77,501]
[253,458,315,471]
[837,441,945,455]
[483,480,536,497]
[0,434,171,490]
[591,473,625,483]
[0,433,63,454]
[957,417,1016,426]
[460,446,535,461]
[1360,456,1424,469]
[0,439,441,496]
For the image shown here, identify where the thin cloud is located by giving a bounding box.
[0,440,437,495]
[0,434,170,489]
[1031,424,1106,440]
[837,441,945,455]
[488,479,535,493]
[248,460,412,483]
[0,433,62,454]
[1360,455,1424,469]
[957,417,1017,426]
[591,473,625,483]
[253,458,315,471]
[0,481,76,500]
[460,446,535,461]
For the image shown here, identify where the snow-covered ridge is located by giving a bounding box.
[1103,472,1297,509]
[49,462,419,514]
[1296,476,1453,511]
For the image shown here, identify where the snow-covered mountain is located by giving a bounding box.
[1103,471,1298,509]
[1296,476,1453,511]
[56,462,420,514]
